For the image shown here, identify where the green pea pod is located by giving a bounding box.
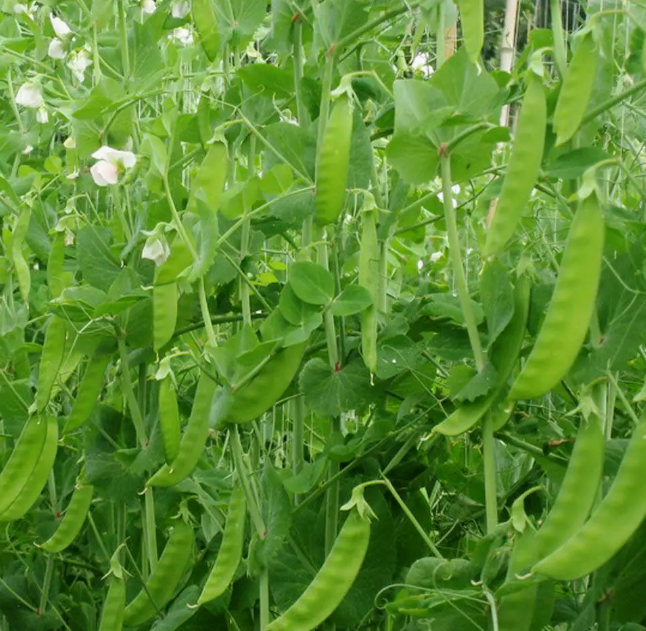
[65,353,110,432]
[47,231,69,299]
[197,487,246,605]
[510,194,604,400]
[40,483,94,553]
[36,315,67,412]
[192,0,219,62]
[0,415,48,515]
[534,415,646,581]
[458,0,484,62]
[359,206,379,375]
[147,374,219,487]
[536,413,604,559]
[12,206,31,302]
[0,416,58,522]
[484,73,546,257]
[159,375,181,464]
[123,520,195,626]
[153,282,178,352]
[553,31,599,146]
[266,509,370,631]
[314,95,353,227]
[98,575,126,631]
[433,275,530,436]
[226,342,306,424]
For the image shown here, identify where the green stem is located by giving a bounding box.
[6,69,25,134]
[199,279,216,348]
[436,1,446,67]
[143,489,158,572]
[582,77,646,126]
[606,371,640,426]
[550,0,567,78]
[292,396,305,506]
[439,156,485,371]
[118,339,146,446]
[482,413,498,534]
[92,25,103,86]
[39,549,54,614]
[111,185,132,243]
[293,18,309,127]
[118,0,130,87]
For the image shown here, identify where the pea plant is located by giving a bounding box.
[2,0,646,630]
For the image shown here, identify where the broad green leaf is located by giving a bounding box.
[192,0,220,61]
[77,227,121,292]
[237,64,294,99]
[289,262,335,305]
[329,285,372,317]
[375,335,424,380]
[279,283,323,326]
[214,0,266,49]
[480,261,514,347]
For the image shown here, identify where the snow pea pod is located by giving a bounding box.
[553,31,599,146]
[433,274,530,436]
[458,0,484,62]
[266,509,370,631]
[47,230,69,299]
[12,206,31,302]
[36,315,67,412]
[0,415,48,515]
[98,575,125,631]
[314,95,353,227]
[153,282,178,352]
[158,375,181,464]
[510,193,604,400]
[123,520,195,626]
[359,205,379,376]
[65,353,110,432]
[40,483,94,553]
[197,486,246,605]
[533,415,646,581]
[0,415,58,522]
[484,72,546,257]
[536,412,604,559]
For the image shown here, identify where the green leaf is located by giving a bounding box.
[142,133,168,176]
[279,283,323,326]
[480,261,514,347]
[128,21,164,89]
[329,285,372,316]
[258,462,292,567]
[237,64,294,99]
[214,0,266,49]
[424,293,484,326]
[289,262,335,306]
[375,335,424,380]
[76,227,121,292]
[545,147,610,180]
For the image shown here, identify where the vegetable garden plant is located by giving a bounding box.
[3,0,646,629]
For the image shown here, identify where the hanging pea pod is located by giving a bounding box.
[153,282,178,352]
[47,230,70,299]
[314,94,353,226]
[36,315,68,412]
[484,72,546,257]
[458,0,484,63]
[98,574,126,631]
[359,203,380,376]
[11,206,31,303]
[40,482,94,553]
[65,353,111,432]
[192,0,220,62]
[197,486,246,605]
[510,193,604,400]
[158,374,181,464]
[0,416,58,522]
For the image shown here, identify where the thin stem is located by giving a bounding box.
[550,0,567,78]
[199,279,216,348]
[6,69,25,134]
[118,339,146,446]
[293,18,309,127]
[606,371,640,426]
[582,77,646,126]
[436,1,446,67]
[439,156,485,371]
[482,413,498,534]
[118,0,130,86]
[292,396,305,506]
[144,489,158,572]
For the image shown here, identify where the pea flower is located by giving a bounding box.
[15,82,44,108]
[142,0,156,13]
[142,237,170,266]
[67,48,92,82]
[171,1,190,18]
[48,38,66,59]
[169,27,193,46]
[90,146,137,187]
[50,14,72,38]
[36,107,49,124]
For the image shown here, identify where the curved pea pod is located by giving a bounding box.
[553,31,599,146]
[159,375,181,464]
[433,275,530,436]
[98,575,126,631]
[314,95,353,227]
[0,416,58,522]
[0,415,48,515]
[266,509,370,631]
[533,415,646,581]
[484,73,546,257]
[226,342,306,424]
[536,412,604,559]
[458,0,484,63]
[39,483,94,553]
[359,206,379,376]
[36,315,67,412]
[65,353,110,432]
[48,230,70,299]
[123,520,195,626]
[192,0,219,62]
[153,282,178,352]
[147,374,220,487]
[12,206,31,302]
[197,487,246,605]
[510,194,604,400]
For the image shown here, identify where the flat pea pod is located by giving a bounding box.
[510,194,604,400]
[359,205,379,375]
[533,415,646,581]
[65,353,110,432]
[40,483,94,553]
[98,575,126,631]
[12,206,31,302]
[0,415,48,515]
[484,73,546,257]
[553,31,599,146]
[0,416,58,522]
[123,520,195,626]
[47,230,69,299]
[36,315,67,412]
[147,374,218,487]
[535,413,604,559]
[226,342,306,424]
[159,375,181,464]
[458,0,484,62]
[197,487,246,605]
[314,95,353,227]
[153,282,178,352]
[191,0,219,62]
[433,275,530,436]
[266,509,370,631]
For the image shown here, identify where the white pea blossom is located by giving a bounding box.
[50,14,72,38]
[13,4,28,14]
[15,82,44,108]
[169,27,193,46]
[48,38,66,59]
[22,145,33,155]
[411,52,434,77]
[67,48,92,82]
[430,251,443,263]
[36,107,49,124]
[142,238,170,266]
[64,137,76,150]
[90,146,137,187]
[142,0,156,13]
[171,1,190,18]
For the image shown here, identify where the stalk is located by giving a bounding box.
[482,413,498,533]
[292,396,305,506]
[550,0,567,78]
